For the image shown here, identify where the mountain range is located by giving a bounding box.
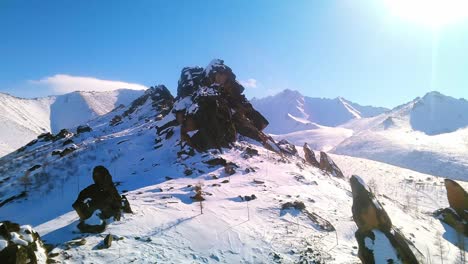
[0,61,467,263]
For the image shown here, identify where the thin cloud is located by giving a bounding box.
[30,74,147,94]
[239,78,258,89]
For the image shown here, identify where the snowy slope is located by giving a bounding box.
[251,89,388,134]
[0,86,465,263]
[332,92,468,181]
[0,89,143,157]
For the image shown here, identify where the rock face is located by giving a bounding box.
[319,152,344,178]
[303,143,319,167]
[170,59,269,151]
[0,221,48,264]
[350,175,419,264]
[72,166,132,233]
[445,179,468,220]
[434,179,468,235]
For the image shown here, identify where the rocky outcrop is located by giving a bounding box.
[277,139,297,155]
[303,143,319,167]
[319,152,344,178]
[434,179,468,236]
[169,59,269,151]
[72,166,132,233]
[0,221,48,264]
[445,179,468,220]
[123,85,174,118]
[76,125,92,134]
[350,175,419,264]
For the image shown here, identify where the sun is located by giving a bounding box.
[385,0,468,28]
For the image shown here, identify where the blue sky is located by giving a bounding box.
[1,0,468,108]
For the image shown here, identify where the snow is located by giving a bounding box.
[0,88,466,263]
[364,230,401,264]
[0,238,7,251]
[10,232,28,246]
[251,89,387,133]
[0,89,143,157]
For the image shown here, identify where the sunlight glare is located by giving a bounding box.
[385,0,468,28]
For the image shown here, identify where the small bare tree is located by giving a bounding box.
[19,171,32,193]
[192,183,205,215]
[434,231,446,264]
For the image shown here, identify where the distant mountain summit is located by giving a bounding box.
[0,89,144,157]
[251,89,388,133]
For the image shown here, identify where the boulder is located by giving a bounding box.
[54,129,73,141]
[350,175,419,264]
[123,85,174,118]
[0,221,48,264]
[303,143,319,167]
[72,166,132,233]
[319,152,344,178]
[277,139,297,155]
[444,179,468,220]
[76,125,92,134]
[433,179,468,235]
[350,175,392,232]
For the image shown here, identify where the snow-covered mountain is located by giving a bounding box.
[275,91,468,181]
[0,61,466,263]
[0,89,144,157]
[251,89,388,134]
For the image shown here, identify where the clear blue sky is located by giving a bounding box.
[1,0,468,108]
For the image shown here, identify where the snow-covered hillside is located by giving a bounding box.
[0,89,144,157]
[251,89,388,134]
[271,91,468,181]
[332,92,468,181]
[0,62,466,263]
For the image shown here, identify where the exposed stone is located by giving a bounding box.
[350,175,419,264]
[76,125,92,134]
[37,132,54,141]
[103,234,113,249]
[54,129,73,141]
[319,152,344,178]
[173,59,269,151]
[0,221,48,264]
[444,179,468,220]
[303,143,319,167]
[123,85,174,118]
[433,179,468,236]
[72,166,132,233]
[277,139,297,155]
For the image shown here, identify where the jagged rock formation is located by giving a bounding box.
[160,59,269,151]
[319,152,344,178]
[350,175,419,264]
[0,221,48,264]
[303,143,319,167]
[72,166,132,233]
[434,179,468,235]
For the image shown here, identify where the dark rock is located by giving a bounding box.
[123,85,174,118]
[54,129,73,141]
[204,157,227,167]
[0,221,48,263]
[224,164,237,175]
[62,139,74,146]
[221,179,229,184]
[76,125,92,134]
[27,164,42,172]
[281,201,306,211]
[303,143,319,167]
[110,115,123,126]
[26,139,38,147]
[350,175,419,264]
[173,59,269,151]
[72,166,132,233]
[104,234,113,248]
[277,139,297,155]
[37,132,54,141]
[319,152,344,178]
[60,145,77,157]
[51,150,61,156]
